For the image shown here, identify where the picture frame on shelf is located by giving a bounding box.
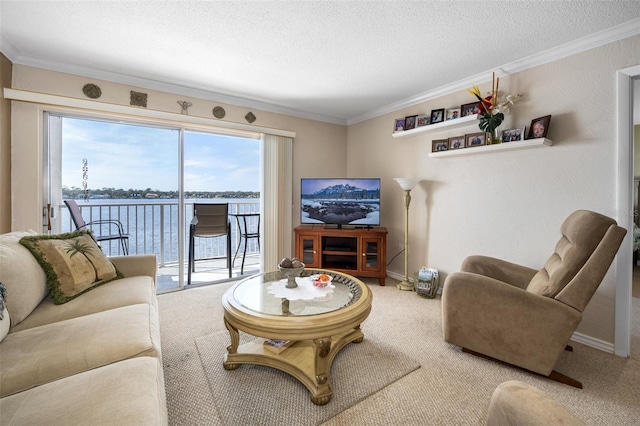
[465,132,487,147]
[430,108,445,124]
[526,115,551,139]
[501,127,526,143]
[416,115,431,127]
[404,115,418,130]
[394,118,406,132]
[446,108,461,120]
[448,136,465,150]
[461,102,481,117]
[432,139,449,152]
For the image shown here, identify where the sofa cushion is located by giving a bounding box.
[0,357,168,426]
[0,230,48,326]
[0,303,161,397]
[19,231,122,304]
[9,275,157,333]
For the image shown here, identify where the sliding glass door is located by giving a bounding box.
[183,130,261,287]
[45,113,261,292]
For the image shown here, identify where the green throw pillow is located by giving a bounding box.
[19,231,122,304]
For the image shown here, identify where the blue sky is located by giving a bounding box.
[61,117,260,192]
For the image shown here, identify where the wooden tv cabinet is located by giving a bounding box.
[294,225,387,285]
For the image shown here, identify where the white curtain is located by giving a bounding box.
[261,134,293,270]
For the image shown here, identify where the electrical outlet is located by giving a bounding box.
[398,243,404,252]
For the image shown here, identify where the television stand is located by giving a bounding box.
[294,225,387,285]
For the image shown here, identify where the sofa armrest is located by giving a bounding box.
[110,255,157,284]
[461,255,538,289]
[442,271,581,375]
[487,380,585,425]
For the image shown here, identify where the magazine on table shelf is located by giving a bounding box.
[263,339,293,354]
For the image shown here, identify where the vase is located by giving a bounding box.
[488,129,502,145]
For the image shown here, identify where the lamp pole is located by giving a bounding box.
[393,178,419,291]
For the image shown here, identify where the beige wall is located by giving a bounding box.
[0,53,12,233]
[348,34,640,344]
[8,65,347,235]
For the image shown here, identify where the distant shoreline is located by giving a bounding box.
[63,189,260,200]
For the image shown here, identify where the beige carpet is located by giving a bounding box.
[195,331,420,425]
[158,279,640,425]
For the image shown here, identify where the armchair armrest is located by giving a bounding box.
[461,255,538,289]
[442,271,581,375]
[110,255,157,284]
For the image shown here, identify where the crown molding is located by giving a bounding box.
[0,35,19,61]
[346,17,640,126]
[2,47,347,126]
[3,17,639,127]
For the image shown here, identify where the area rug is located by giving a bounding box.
[195,331,421,426]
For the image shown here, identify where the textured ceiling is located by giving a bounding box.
[1,1,640,124]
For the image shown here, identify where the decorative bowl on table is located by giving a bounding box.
[278,257,305,288]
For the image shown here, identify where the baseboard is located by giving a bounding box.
[386,270,404,283]
[570,331,615,354]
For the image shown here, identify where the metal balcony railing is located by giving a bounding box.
[59,200,260,267]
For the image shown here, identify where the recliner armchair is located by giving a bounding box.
[441,210,627,388]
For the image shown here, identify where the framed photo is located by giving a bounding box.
[430,108,445,124]
[432,139,449,153]
[465,132,487,147]
[394,118,406,132]
[461,102,481,117]
[446,108,461,121]
[416,115,431,127]
[526,115,551,139]
[404,115,418,130]
[501,127,526,143]
[448,136,465,150]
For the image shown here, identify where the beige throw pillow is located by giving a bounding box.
[20,231,122,304]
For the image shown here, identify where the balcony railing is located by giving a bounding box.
[59,200,260,268]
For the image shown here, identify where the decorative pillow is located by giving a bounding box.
[19,231,122,304]
[0,230,49,325]
[0,282,9,342]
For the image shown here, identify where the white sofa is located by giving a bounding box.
[0,230,167,425]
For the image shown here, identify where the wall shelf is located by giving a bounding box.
[392,114,479,138]
[428,138,552,158]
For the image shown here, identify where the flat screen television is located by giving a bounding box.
[301,178,381,228]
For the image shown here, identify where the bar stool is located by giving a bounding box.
[231,212,260,275]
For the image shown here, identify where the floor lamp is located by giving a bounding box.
[394,178,419,291]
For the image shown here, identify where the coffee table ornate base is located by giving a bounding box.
[223,318,364,405]
[221,269,372,405]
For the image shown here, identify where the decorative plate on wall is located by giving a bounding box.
[213,106,226,119]
[82,83,102,99]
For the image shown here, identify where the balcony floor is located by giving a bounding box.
[156,253,261,292]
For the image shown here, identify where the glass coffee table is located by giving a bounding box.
[221,268,373,405]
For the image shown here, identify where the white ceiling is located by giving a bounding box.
[1,1,640,125]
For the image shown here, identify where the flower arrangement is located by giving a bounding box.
[468,73,522,143]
